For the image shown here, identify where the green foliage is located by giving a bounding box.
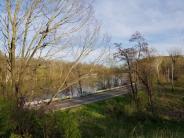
[182,96,184,102]
[65,94,184,138]
[1,84,184,138]
[11,108,43,138]
[0,98,14,138]
[10,133,32,138]
[0,89,184,138]
[0,99,81,138]
[56,112,81,138]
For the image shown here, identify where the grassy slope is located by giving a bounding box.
[60,88,184,138]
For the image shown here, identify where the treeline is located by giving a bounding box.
[0,53,124,100]
[157,56,184,85]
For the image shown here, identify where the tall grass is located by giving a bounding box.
[67,94,184,138]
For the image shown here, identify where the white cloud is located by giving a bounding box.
[94,0,184,40]
[151,41,184,55]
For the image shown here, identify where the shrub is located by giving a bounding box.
[0,98,14,137]
[10,133,32,138]
[0,97,81,138]
[54,111,81,138]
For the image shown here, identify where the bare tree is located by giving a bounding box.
[136,48,156,114]
[129,32,157,113]
[46,23,111,104]
[114,43,138,105]
[0,0,94,104]
[129,31,149,96]
[153,56,163,92]
[168,47,182,91]
[114,32,149,106]
[114,32,156,113]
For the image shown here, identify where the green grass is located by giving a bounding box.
[60,91,184,138]
[1,86,184,138]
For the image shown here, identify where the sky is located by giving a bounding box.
[94,0,184,55]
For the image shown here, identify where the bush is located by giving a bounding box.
[0,98,81,138]
[11,108,44,138]
[55,111,81,138]
[105,100,125,119]
[10,133,32,138]
[0,98,13,137]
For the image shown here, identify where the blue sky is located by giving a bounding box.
[94,0,184,55]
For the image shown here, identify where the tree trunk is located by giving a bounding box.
[10,37,16,97]
[134,63,139,103]
[126,58,138,107]
[146,84,154,114]
[171,63,174,92]
[77,69,83,95]
[168,68,170,82]
[78,80,83,95]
